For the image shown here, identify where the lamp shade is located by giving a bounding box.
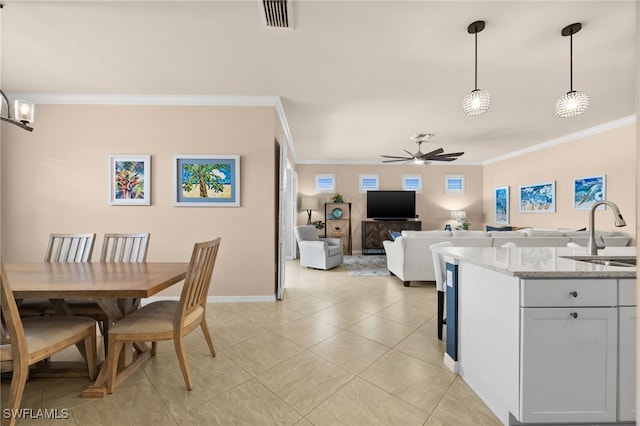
[300,197,318,211]
[451,210,467,220]
[555,90,590,118]
[14,99,35,124]
[462,89,491,116]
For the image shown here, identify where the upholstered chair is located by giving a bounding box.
[294,225,343,270]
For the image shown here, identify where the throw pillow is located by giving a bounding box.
[388,230,402,241]
[486,225,513,232]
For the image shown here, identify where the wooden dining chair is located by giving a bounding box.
[44,233,96,263]
[17,233,97,318]
[67,233,150,352]
[100,233,150,263]
[106,238,221,393]
[0,265,97,426]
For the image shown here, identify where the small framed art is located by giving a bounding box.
[519,181,555,213]
[173,154,240,207]
[573,175,605,210]
[494,186,509,224]
[108,155,151,205]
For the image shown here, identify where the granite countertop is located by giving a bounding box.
[434,246,637,278]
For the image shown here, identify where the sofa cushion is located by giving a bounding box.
[488,230,526,237]
[402,230,451,238]
[524,229,568,237]
[485,225,513,232]
[452,230,490,237]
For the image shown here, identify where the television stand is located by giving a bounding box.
[361,220,422,255]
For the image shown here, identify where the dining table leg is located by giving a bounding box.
[80,298,151,398]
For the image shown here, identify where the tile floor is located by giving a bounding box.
[1,260,502,425]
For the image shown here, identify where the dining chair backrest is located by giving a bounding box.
[100,233,150,263]
[176,238,221,327]
[44,233,96,263]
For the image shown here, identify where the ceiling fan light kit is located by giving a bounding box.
[555,22,590,118]
[462,20,491,116]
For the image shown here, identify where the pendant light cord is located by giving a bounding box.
[569,33,573,92]
[474,32,478,90]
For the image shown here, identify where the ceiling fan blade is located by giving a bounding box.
[381,155,412,160]
[429,157,459,162]
[382,158,412,163]
[402,149,416,158]
[440,151,465,157]
[416,147,444,159]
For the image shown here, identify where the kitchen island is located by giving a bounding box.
[431,245,636,425]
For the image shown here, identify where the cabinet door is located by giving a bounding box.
[618,305,636,421]
[520,307,617,423]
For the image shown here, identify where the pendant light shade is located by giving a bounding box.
[462,20,491,116]
[555,23,589,118]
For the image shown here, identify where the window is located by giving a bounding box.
[359,174,379,193]
[445,175,465,193]
[402,175,422,193]
[315,174,335,193]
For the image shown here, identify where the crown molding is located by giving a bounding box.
[483,115,637,165]
[7,93,298,163]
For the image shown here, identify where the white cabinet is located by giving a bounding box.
[520,307,618,423]
[618,279,636,421]
[519,279,618,424]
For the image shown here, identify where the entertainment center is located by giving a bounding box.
[362,220,422,254]
[362,190,420,254]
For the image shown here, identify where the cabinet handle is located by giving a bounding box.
[569,291,578,298]
[569,312,579,319]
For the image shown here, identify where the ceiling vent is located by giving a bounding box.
[260,0,293,29]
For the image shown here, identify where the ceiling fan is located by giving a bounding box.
[381,133,464,165]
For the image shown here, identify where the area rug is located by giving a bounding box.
[343,255,391,277]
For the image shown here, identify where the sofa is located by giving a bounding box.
[383,228,631,284]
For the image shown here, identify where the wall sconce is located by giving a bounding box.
[451,210,467,228]
[1,90,34,131]
[300,197,319,225]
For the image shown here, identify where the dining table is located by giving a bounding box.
[3,261,189,398]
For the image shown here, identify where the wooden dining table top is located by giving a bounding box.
[3,262,189,299]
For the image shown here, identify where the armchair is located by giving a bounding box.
[294,225,343,270]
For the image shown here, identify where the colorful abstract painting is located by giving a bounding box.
[573,175,606,210]
[519,181,555,213]
[108,155,150,205]
[173,155,240,207]
[494,186,509,224]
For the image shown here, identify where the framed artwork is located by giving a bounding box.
[108,155,151,205]
[573,175,606,210]
[519,181,556,213]
[173,154,240,207]
[494,186,509,224]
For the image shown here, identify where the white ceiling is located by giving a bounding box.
[1,1,637,164]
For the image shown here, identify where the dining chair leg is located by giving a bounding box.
[199,319,216,357]
[4,360,28,426]
[173,335,192,391]
[106,340,124,394]
[151,342,157,355]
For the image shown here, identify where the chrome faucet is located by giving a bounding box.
[587,201,626,255]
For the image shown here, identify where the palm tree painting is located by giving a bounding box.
[115,160,145,199]
[175,155,240,206]
[109,155,150,205]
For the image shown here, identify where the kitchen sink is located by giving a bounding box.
[561,256,636,268]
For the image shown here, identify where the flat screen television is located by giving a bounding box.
[366,190,416,220]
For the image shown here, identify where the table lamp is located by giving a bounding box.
[300,197,319,225]
[451,210,467,229]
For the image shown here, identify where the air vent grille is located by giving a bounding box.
[262,0,291,29]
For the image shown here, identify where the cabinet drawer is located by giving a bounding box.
[521,279,617,307]
[619,279,636,306]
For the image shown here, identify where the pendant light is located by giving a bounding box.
[555,23,590,118]
[462,20,491,116]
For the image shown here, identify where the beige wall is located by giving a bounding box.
[296,164,484,252]
[1,104,279,298]
[483,123,637,239]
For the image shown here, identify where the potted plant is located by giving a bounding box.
[312,220,325,230]
[331,193,344,203]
